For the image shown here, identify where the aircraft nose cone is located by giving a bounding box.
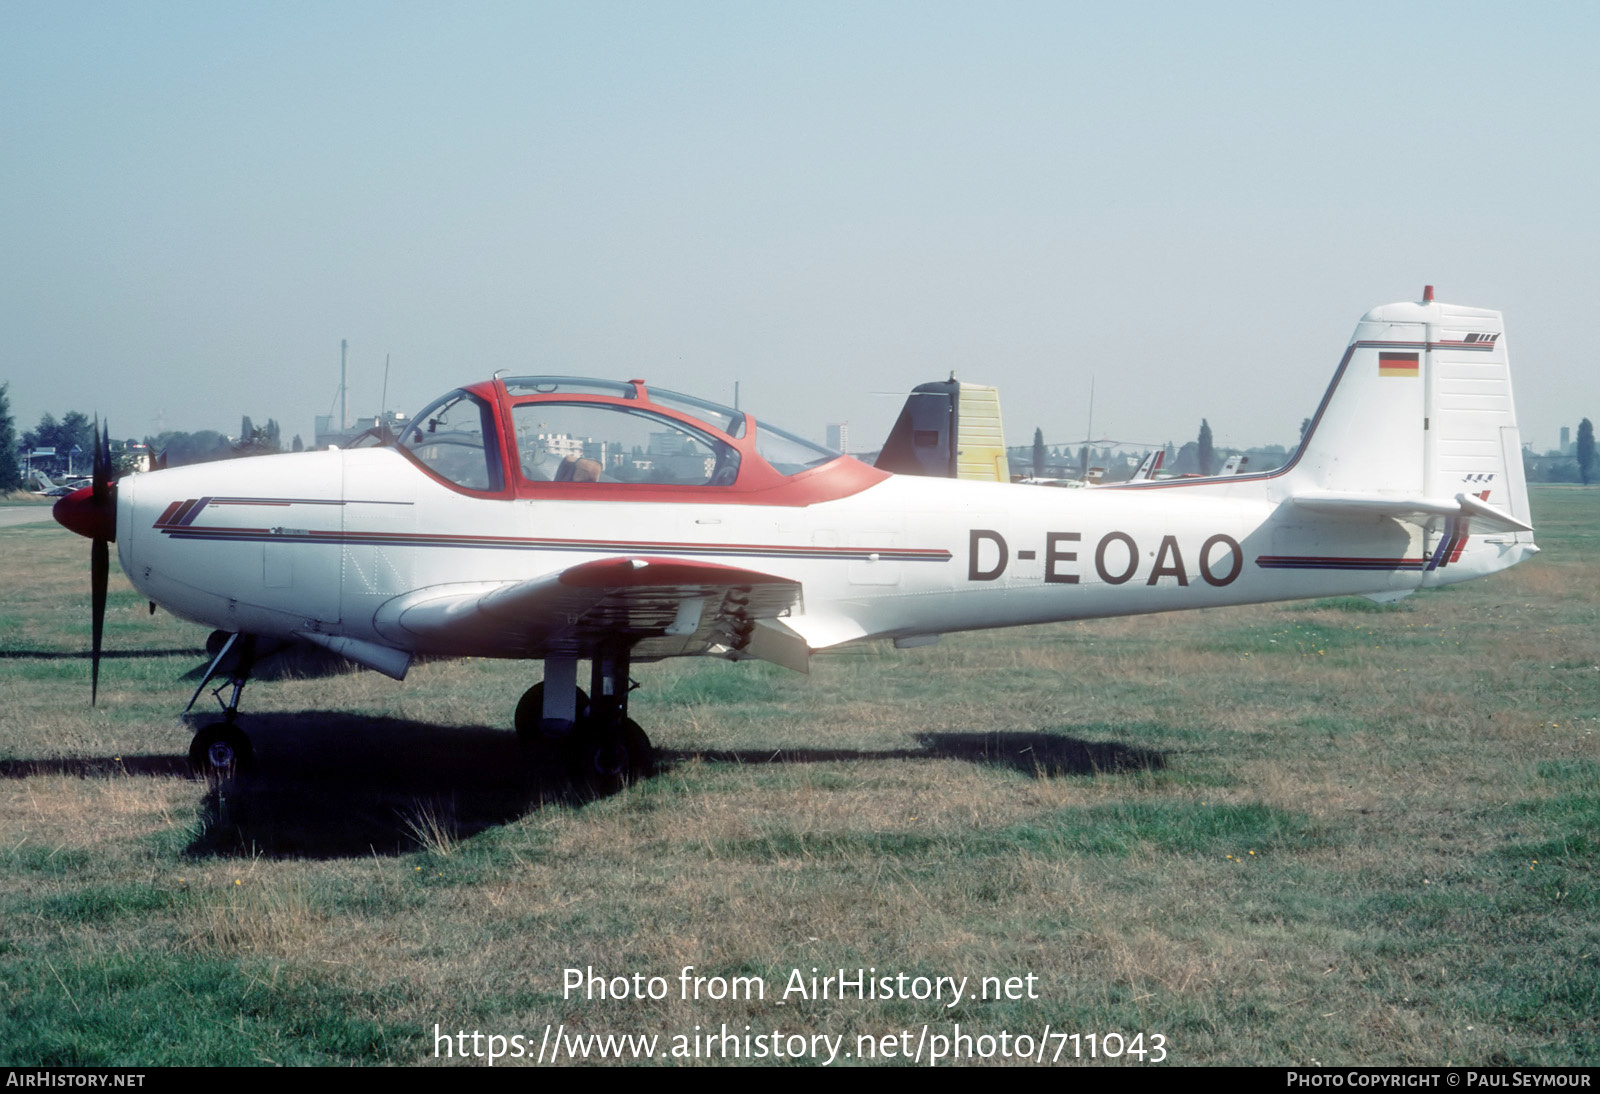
[53,485,117,542]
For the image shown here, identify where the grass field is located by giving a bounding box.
[1,487,1596,1066]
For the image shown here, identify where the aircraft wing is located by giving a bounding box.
[373,556,806,667]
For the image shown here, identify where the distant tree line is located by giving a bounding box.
[143,416,292,467]
[22,410,98,471]
[0,384,21,491]
[1525,418,1596,484]
[1021,415,1600,488]
[4,401,303,487]
[1014,418,1289,482]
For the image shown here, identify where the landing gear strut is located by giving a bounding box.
[184,632,259,777]
[513,682,589,746]
[516,647,654,790]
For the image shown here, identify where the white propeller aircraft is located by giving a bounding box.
[55,288,1537,787]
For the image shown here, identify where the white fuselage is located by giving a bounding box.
[112,445,1529,660]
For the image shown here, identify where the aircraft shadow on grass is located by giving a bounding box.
[0,648,200,661]
[0,643,352,684]
[0,713,1164,860]
[670,732,1163,779]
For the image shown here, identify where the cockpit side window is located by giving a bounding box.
[399,390,505,492]
[512,403,740,487]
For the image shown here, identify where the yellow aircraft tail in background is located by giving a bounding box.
[875,377,1010,483]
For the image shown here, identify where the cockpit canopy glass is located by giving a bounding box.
[512,402,740,487]
[500,376,637,400]
[399,389,505,492]
[402,377,843,492]
[643,387,746,439]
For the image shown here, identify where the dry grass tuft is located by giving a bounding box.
[401,797,461,857]
[184,876,320,954]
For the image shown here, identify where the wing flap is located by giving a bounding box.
[374,556,804,665]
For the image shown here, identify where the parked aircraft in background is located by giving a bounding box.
[875,378,1166,489]
[55,289,1537,787]
[30,470,90,496]
[1128,449,1165,482]
[875,377,1010,482]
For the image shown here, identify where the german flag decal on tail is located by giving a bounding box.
[1378,351,1420,378]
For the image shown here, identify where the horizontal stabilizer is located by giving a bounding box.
[1290,490,1533,534]
[1455,491,1535,534]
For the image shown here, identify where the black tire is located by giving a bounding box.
[189,722,253,778]
[514,682,590,746]
[566,718,653,793]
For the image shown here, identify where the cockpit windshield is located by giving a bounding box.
[399,389,504,492]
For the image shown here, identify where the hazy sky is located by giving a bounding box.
[2,1,1595,455]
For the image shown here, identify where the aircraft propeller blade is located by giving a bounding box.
[91,535,107,704]
[52,418,118,704]
[89,419,111,704]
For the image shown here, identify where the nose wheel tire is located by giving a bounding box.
[189,722,253,778]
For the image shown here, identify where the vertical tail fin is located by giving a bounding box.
[1284,289,1536,581]
[1291,292,1528,514]
[1130,448,1165,481]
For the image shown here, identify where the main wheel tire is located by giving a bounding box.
[567,718,653,793]
[514,683,590,746]
[188,722,253,778]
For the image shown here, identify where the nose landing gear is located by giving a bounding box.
[184,632,259,778]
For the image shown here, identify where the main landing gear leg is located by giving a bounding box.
[185,631,258,778]
[574,642,652,790]
[514,649,653,790]
[515,657,585,746]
